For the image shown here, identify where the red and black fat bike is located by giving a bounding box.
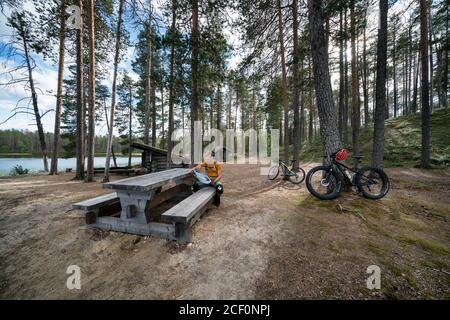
[305,149,390,200]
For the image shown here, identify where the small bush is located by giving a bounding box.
[9,165,29,176]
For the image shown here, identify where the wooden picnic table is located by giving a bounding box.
[74,168,217,241]
[102,168,192,224]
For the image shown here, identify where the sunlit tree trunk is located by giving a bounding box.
[277,0,289,166]
[103,0,125,182]
[350,1,360,165]
[308,0,342,156]
[86,0,96,182]
[190,0,199,165]
[75,0,85,179]
[50,0,66,175]
[167,0,176,168]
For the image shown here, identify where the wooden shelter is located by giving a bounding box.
[131,142,189,172]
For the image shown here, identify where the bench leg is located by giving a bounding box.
[86,210,98,224]
[174,222,192,243]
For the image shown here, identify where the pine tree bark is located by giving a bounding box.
[50,0,66,175]
[362,7,369,128]
[75,0,85,179]
[428,1,434,110]
[128,84,133,167]
[343,7,349,147]
[144,3,152,145]
[191,0,199,165]
[420,0,430,168]
[308,0,342,156]
[412,51,420,112]
[167,0,176,168]
[291,0,300,171]
[308,57,313,144]
[161,79,165,149]
[393,21,398,118]
[277,0,289,165]
[217,82,222,130]
[350,1,360,165]
[339,9,344,140]
[151,80,157,146]
[103,0,125,182]
[86,0,96,182]
[372,0,388,168]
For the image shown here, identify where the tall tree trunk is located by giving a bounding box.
[420,0,431,168]
[234,86,238,130]
[211,91,214,130]
[103,0,125,182]
[22,30,48,172]
[291,0,300,171]
[86,0,96,182]
[161,80,165,149]
[362,7,369,128]
[403,50,407,114]
[308,0,342,156]
[166,0,176,168]
[277,0,289,165]
[351,1,360,164]
[408,18,413,108]
[217,83,222,130]
[372,0,388,168]
[103,99,117,167]
[412,51,420,112]
[75,0,85,179]
[441,4,448,109]
[343,7,349,146]
[151,81,156,146]
[227,84,232,129]
[128,84,133,167]
[50,0,66,175]
[428,0,434,110]
[144,3,152,145]
[393,22,398,118]
[308,56,313,144]
[191,0,199,165]
[339,9,344,140]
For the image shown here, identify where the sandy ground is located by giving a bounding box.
[0,163,449,299]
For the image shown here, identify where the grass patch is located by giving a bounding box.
[292,108,450,168]
[400,235,450,255]
[400,214,429,231]
[367,241,388,257]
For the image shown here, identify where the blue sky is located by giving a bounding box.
[0,0,242,135]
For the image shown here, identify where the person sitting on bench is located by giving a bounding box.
[190,151,223,206]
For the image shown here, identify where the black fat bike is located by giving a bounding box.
[305,150,390,200]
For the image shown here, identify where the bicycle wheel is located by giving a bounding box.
[268,165,280,180]
[288,168,306,184]
[305,165,342,200]
[355,167,390,200]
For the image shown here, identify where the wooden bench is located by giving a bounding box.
[72,193,120,224]
[161,187,216,242]
[72,169,217,242]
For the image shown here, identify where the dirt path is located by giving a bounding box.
[0,164,449,299]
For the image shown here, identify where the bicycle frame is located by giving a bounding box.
[326,158,377,187]
[278,160,297,177]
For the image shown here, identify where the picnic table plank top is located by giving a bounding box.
[102,168,192,192]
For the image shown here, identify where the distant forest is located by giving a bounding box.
[0,129,123,157]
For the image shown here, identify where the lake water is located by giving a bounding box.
[0,156,141,176]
